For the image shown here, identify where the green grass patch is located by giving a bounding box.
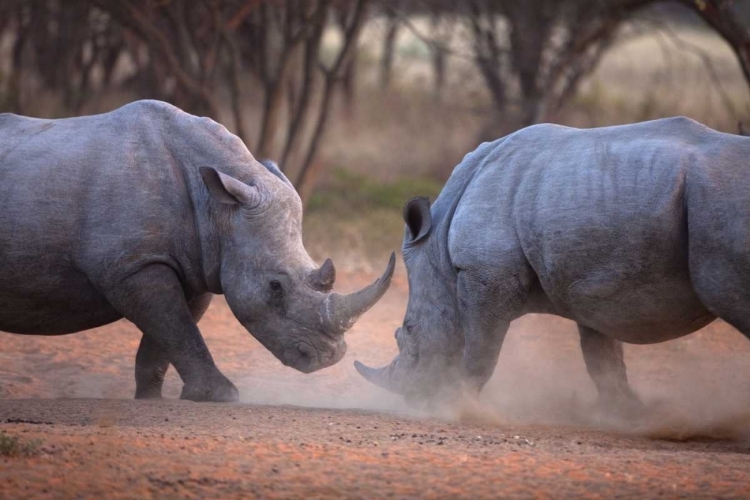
[303,169,443,268]
[0,432,41,457]
[308,168,442,212]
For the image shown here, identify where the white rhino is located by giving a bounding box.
[357,117,749,408]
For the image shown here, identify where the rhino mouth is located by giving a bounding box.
[228,253,395,373]
[279,253,394,373]
[281,340,347,374]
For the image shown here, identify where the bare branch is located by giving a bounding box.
[92,0,220,117]
[678,0,750,90]
[637,15,741,119]
[296,0,369,193]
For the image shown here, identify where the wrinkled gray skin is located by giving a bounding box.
[357,117,750,409]
[0,100,394,402]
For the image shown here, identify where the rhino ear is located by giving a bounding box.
[403,197,432,244]
[200,167,264,207]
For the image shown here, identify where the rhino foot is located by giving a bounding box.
[596,389,646,420]
[180,374,239,403]
[135,386,163,400]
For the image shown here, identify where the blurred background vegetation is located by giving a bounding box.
[1,0,749,269]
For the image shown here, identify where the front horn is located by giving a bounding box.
[321,252,396,335]
[354,358,404,395]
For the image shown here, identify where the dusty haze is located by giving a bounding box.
[2,268,749,440]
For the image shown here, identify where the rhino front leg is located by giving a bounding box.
[457,270,518,394]
[460,318,510,394]
[107,266,237,402]
[578,325,641,410]
[134,293,214,399]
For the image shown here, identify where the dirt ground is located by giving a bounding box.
[1,270,750,499]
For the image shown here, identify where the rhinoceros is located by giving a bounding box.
[356,117,750,408]
[0,100,394,402]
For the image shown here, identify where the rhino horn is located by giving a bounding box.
[354,359,404,395]
[321,252,395,335]
[309,258,336,290]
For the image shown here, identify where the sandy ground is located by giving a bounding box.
[1,270,750,499]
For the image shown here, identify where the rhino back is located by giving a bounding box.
[449,118,747,341]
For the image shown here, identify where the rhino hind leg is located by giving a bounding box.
[187,293,213,323]
[105,266,238,403]
[134,333,170,399]
[578,325,642,412]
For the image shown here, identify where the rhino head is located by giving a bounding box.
[199,161,394,373]
[355,197,465,402]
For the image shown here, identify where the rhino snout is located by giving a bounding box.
[280,339,347,374]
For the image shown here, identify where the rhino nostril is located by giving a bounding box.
[297,344,311,358]
[294,344,316,372]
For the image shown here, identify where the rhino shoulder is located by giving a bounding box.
[654,115,703,128]
[0,111,44,130]
[114,99,185,118]
[112,100,223,133]
[111,100,199,132]
[113,100,249,157]
[647,116,717,137]
[0,112,18,123]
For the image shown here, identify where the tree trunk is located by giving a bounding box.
[380,10,398,90]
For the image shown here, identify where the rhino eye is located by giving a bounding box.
[269,280,283,293]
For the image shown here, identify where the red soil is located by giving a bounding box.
[1,271,749,499]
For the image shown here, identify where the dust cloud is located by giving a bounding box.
[231,307,750,442]
[2,289,749,442]
[436,315,750,441]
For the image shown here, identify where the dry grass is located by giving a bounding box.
[302,168,442,270]
[309,19,750,270]
[568,24,750,130]
[3,16,749,271]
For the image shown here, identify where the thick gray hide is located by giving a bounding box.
[0,100,394,402]
[356,117,750,406]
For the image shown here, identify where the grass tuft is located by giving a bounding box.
[0,432,42,457]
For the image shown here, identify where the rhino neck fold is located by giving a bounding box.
[196,190,224,295]
[167,113,263,296]
[417,138,504,282]
[180,157,224,295]
[419,145,494,288]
